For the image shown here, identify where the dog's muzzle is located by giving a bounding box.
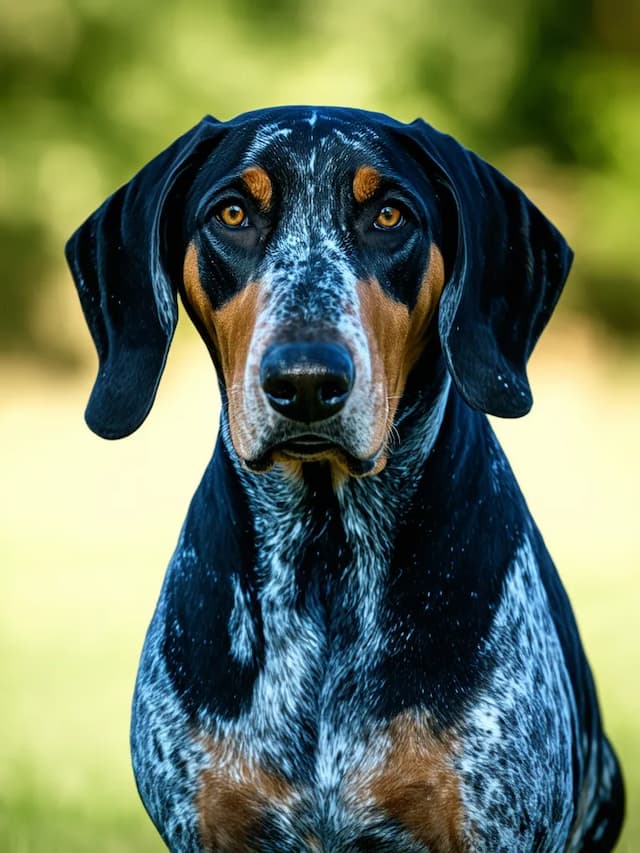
[242,340,380,473]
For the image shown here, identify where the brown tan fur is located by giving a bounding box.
[196,720,466,852]
[197,736,295,852]
[242,166,273,211]
[272,447,349,485]
[357,243,445,470]
[349,712,468,852]
[183,241,262,457]
[271,453,305,481]
[352,165,381,203]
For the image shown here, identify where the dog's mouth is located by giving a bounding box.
[278,434,336,458]
[244,433,380,476]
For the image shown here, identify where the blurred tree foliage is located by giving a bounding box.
[1,0,639,356]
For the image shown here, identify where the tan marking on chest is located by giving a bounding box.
[197,735,296,852]
[242,165,273,211]
[353,165,381,203]
[357,243,445,470]
[183,241,262,457]
[350,712,468,852]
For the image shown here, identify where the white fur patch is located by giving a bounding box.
[458,537,577,850]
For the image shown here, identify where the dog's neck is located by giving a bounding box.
[194,368,453,676]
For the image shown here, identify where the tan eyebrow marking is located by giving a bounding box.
[353,165,381,203]
[241,166,273,211]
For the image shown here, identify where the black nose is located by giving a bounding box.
[260,342,355,423]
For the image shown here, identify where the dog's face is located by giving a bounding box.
[66,107,573,474]
[180,114,446,476]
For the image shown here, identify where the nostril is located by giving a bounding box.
[319,380,349,405]
[264,378,297,404]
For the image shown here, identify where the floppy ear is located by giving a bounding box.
[401,120,573,417]
[65,116,225,439]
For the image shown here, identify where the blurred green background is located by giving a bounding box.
[1,0,638,850]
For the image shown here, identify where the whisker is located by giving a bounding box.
[386,421,401,452]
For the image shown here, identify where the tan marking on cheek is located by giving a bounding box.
[351,714,467,852]
[405,243,446,370]
[357,243,446,464]
[242,165,272,211]
[183,241,262,455]
[183,241,210,321]
[197,736,294,851]
[353,165,381,203]
[357,277,410,456]
[212,286,262,394]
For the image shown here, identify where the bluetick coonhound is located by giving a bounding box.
[66,107,624,852]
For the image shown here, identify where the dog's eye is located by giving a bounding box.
[217,204,249,228]
[374,205,404,230]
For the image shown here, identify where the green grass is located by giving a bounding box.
[0,780,160,853]
[0,337,638,850]
[0,536,165,852]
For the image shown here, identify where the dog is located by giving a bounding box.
[66,107,624,852]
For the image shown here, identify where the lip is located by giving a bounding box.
[244,433,381,476]
[277,434,336,458]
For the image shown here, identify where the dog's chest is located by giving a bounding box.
[196,579,462,852]
[196,710,464,853]
[193,539,577,853]
[133,472,579,853]
[191,488,471,852]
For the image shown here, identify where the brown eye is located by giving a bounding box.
[218,204,248,228]
[374,205,404,230]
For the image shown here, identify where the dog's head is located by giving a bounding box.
[66,107,572,477]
